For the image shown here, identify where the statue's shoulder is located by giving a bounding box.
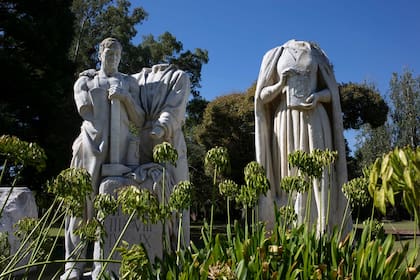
[74,69,97,90]
[78,69,98,79]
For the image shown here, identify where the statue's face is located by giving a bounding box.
[100,46,121,74]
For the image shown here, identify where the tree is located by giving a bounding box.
[389,69,420,148]
[353,124,392,176]
[338,83,390,178]
[70,0,208,96]
[0,0,76,186]
[129,32,209,97]
[70,0,148,72]
[196,84,256,185]
[339,82,389,130]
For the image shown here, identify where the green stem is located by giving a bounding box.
[244,206,248,240]
[339,199,351,240]
[176,213,183,266]
[36,213,66,280]
[0,171,18,218]
[28,202,65,267]
[226,197,232,245]
[64,241,86,280]
[368,204,375,242]
[161,166,167,252]
[3,199,61,272]
[325,166,332,231]
[210,168,217,242]
[305,185,312,228]
[97,210,136,279]
[251,207,255,237]
[0,159,7,184]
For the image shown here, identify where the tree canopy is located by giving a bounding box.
[195,84,256,185]
[389,69,420,148]
[0,0,76,185]
[339,82,389,130]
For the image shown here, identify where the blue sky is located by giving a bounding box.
[131,0,420,150]
[133,0,419,100]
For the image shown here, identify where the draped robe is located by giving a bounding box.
[255,40,351,234]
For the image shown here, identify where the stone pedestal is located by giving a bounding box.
[92,178,162,279]
[0,187,38,270]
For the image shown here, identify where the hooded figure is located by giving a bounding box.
[255,40,351,234]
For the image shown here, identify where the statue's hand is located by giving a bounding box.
[108,85,127,102]
[150,125,165,139]
[299,93,319,110]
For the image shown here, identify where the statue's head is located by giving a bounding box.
[99,38,122,74]
[99,38,122,55]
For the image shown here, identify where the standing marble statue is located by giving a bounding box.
[62,38,143,280]
[255,39,351,234]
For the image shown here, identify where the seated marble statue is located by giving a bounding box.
[254,39,352,234]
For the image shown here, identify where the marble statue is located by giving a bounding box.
[62,38,190,280]
[133,64,191,245]
[255,39,351,234]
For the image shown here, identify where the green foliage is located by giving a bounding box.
[219,179,239,199]
[153,141,178,166]
[94,193,118,221]
[342,176,372,210]
[389,69,420,148]
[0,135,47,185]
[70,0,147,71]
[197,87,255,184]
[204,146,231,177]
[235,184,259,209]
[73,219,101,242]
[0,0,77,184]
[117,241,152,280]
[280,176,310,193]
[0,145,418,279]
[0,232,9,272]
[117,185,160,224]
[339,82,389,129]
[169,180,192,212]
[278,206,297,227]
[288,149,337,179]
[362,219,385,240]
[47,167,92,217]
[354,124,392,176]
[244,161,270,197]
[368,146,420,228]
[185,97,209,128]
[0,135,47,172]
[207,261,236,280]
[13,217,54,263]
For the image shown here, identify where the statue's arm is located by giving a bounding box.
[152,71,190,139]
[74,77,93,120]
[108,76,145,127]
[124,77,144,127]
[300,89,331,110]
[259,69,291,104]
